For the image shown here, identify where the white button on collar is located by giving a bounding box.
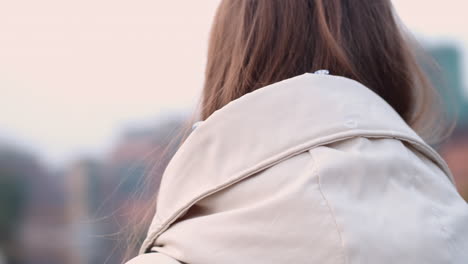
[313,69,330,75]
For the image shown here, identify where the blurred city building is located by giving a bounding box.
[428,45,468,200]
[63,114,187,264]
[0,144,68,264]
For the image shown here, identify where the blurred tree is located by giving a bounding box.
[0,145,30,264]
[0,167,25,241]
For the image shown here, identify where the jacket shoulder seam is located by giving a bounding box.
[308,148,348,264]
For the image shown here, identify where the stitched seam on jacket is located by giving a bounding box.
[140,131,453,254]
[309,148,348,264]
[402,145,455,259]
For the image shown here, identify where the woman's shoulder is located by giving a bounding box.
[138,71,461,257]
[132,134,468,263]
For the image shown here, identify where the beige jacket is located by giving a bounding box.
[127,73,468,264]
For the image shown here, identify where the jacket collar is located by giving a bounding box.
[140,72,454,253]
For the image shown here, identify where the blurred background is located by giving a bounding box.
[0,0,467,263]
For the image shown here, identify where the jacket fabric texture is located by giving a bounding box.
[127,72,468,264]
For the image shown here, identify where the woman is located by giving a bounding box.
[127,0,468,263]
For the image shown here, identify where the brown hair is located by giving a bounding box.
[123,0,455,261]
[201,0,454,144]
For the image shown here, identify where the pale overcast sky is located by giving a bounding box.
[0,0,467,168]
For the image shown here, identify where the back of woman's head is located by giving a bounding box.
[202,0,455,144]
[123,1,456,261]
